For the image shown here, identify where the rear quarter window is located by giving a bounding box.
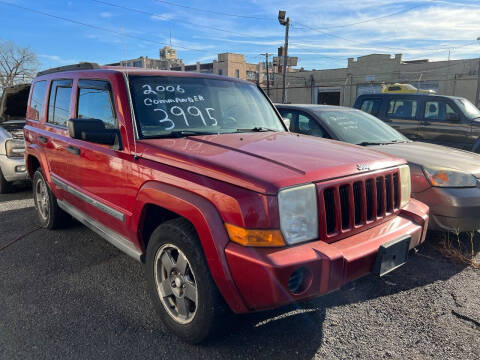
[28,81,47,121]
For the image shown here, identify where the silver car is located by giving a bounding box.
[0,84,30,193]
[276,104,480,232]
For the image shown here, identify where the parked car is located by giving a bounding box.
[25,63,429,343]
[276,104,480,232]
[0,83,30,193]
[353,93,480,153]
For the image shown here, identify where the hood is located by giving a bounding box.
[139,132,405,194]
[369,141,480,178]
[0,84,30,123]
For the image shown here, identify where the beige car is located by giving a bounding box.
[277,104,480,232]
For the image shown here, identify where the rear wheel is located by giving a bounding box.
[146,218,228,343]
[0,169,12,194]
[32,169,69,229]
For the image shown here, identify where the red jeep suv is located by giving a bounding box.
[24,63,429,343]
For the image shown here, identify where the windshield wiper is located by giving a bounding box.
[144,130,218,139]
[356,139,410,146]
[234,127,278,133]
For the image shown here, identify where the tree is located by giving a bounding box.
[0,40,38,90]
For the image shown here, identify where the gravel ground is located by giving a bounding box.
[0,186,479,360]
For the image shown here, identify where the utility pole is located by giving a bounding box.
[261,53,270,96]
[278,10,290,104]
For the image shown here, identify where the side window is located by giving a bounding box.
[47,80,73,127]
[424,100,459,122]
[387,98,417,120]
[29,81,47,121]
[77,80,116,129]
[298,113,325,138]
[278,110,295,131]
[360,99,381,116]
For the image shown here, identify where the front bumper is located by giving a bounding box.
[413,184,480,232]
[225,199,429,312]
[0,154,28,182]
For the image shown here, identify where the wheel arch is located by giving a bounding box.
[134,181,248,313]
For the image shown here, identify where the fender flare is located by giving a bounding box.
[133,181,249,313]
[25,143,50,181]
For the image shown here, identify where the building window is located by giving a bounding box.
[235,69,240,78]
[133,60,143,68]
[246,71,257,81]
[218,69,223,76]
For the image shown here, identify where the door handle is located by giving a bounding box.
[421,121,431,126]
[66,145,81,155]
[38,135,48,144]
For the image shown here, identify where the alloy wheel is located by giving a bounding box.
[154,244,198,324]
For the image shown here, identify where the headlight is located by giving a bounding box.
[399,165,411,208]
[5,139,25,158]
[278,184,318,245]
[422,166,477,188]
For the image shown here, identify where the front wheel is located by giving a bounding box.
[146,218,228,343]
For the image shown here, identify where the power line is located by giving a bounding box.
[0,0,205,52]
[319,3,424,30]
[89,0,265,38]
[155,0,271,20]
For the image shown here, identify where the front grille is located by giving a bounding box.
[319,169,401,240]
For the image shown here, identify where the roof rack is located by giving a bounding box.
[36,62,100,77]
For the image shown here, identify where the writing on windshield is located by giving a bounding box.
[129,75,283,138]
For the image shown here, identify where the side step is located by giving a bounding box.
[57,199,142,262]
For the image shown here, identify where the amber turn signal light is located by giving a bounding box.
[225,223,286,247]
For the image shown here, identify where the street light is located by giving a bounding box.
[278,10,290,104]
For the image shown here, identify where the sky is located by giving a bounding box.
[1,0,480,72]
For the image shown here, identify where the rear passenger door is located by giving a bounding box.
[417,98,471,149]
[42,79,83,197]
[71,79,130,233]
[384,97,420,140]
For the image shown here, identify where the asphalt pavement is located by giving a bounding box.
[1,186,479,360]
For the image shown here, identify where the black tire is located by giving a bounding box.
[146,218,229,344]
[32,169,69,229]
[0,168,12,194]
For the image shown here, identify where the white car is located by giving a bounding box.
[0,84,30,193]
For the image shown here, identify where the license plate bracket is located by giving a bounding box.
[373,236,411,276]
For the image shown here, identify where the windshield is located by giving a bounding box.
[128,75,284,138]
[453,98,480,119]
[315,109,408,145]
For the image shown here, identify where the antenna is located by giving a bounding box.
[169,30,172,47]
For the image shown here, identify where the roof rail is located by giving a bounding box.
[36,62,100,77]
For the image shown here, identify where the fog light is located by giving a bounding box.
[288,267,310,294]
[15,165,26,173]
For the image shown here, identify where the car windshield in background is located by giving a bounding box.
[315,109,409,145]
[453,98,480,120]
[128,75,284,138]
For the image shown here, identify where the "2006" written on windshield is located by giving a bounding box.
[142,84,217,130]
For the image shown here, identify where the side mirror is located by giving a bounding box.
[68,118,121,148]
[446,113,460,122]
[282,117,291,130]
